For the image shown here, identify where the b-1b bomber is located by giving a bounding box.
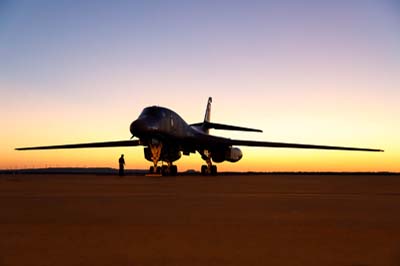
[16,97,383,175]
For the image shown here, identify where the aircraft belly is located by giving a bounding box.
[143,145,181,163]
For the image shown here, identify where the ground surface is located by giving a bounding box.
[0,173,399,266]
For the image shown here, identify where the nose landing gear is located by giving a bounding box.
[161,163,178,176]
[147,143,178,176]
[148,142,162,175]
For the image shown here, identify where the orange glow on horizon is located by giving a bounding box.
[1,88,398,172]
[2,144,397,172]
[1,2,398,172]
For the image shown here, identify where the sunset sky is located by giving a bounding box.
[1,1,399,172]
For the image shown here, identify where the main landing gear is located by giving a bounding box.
[201,150,217,175]
[149,164,177,176]
[147,143,177,176]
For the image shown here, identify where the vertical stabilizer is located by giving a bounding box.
[204,97,212,122]
[203,97,212,134]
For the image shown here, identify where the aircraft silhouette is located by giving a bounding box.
[16,97,383,175]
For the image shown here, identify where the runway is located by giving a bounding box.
[1,173,399,266]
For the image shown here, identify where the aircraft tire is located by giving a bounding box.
[161,165,168,176]
[211,165,217,175]
[201,165,207,175]
[171,165,178,176]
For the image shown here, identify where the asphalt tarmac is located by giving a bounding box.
[0,173,399,266]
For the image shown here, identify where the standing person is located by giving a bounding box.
[118,154,125,176]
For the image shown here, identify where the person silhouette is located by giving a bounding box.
[118,154,125,176]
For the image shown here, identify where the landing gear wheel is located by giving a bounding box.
[201,165,207,175]
[149,166,161,174]
[170,165,178,176]
[211,165,217,175]
[200,150,218,176]
[160,164,177,176]
[161,165,168,176]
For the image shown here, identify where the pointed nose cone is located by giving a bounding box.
[130,119,147,137]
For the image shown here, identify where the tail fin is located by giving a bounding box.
[189,97,262,134]
[204,97,212,123]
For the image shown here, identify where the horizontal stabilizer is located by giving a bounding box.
[191,122,262,133]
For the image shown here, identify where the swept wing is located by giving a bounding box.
[15,140,141,150]
[227,139,383,152]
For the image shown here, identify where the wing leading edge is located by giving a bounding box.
[16,137,383,152]
[15,140,141,150]
[227,139,383,152]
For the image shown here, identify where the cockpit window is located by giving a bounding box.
[139,106,164,119]
[141,107,157,115]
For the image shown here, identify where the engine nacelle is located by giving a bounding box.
[225,147,243,162]
[211,147,243,163]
